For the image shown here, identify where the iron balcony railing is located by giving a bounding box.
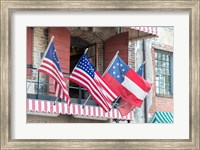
[26,66,98,106]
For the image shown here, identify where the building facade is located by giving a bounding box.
[133,27,174,123]
[26,27,173,123]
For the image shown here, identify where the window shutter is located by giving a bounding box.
[27,27,33,78]
[104,32,129,70]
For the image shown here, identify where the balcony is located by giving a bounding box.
[26,66,133,121]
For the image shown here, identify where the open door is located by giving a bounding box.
[104,32,129,71]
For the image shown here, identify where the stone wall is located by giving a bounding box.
[152,27,173,50]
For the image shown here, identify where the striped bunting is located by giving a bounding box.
[27,99,133,121]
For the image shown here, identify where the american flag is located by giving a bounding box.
[38,41,71,105]
[70,54,118,112]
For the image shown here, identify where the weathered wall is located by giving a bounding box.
[96,42,104,74]
[27,27,48,94]
[133,27,174,123]
[27,114,111,123]
[149,27,174,118]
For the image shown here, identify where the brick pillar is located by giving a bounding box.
[32,27,49,94]
[128,41,135,69]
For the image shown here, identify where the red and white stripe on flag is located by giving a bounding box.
[27,99,133,120]
[69,54,118,112]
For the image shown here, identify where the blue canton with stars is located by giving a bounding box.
[76,54,96,78]
[107,56,130,83]
[45,42,62,72]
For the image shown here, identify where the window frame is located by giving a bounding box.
[155,49,173,97]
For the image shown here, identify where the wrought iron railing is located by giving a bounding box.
[26,66,97,106]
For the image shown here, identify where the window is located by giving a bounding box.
[155,50,173,96]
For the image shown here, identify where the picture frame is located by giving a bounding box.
[0,0,199,149]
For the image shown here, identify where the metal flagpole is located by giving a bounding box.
[111,96,121,109]
[37,36,55,70]
[82,51,119,109]
[53,97,59,105]
[102,51,119,76]
[27,36,55,92]
[84,48,88,54]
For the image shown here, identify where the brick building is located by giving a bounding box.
[26,27,173,123]
[133,27,174,123]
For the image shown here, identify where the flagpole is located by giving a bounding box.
[82,95,90,109]
[84,48,88,54]
[37,36,55,70]
[54,97,59,105]
[82,51,119,109]
[81,48,89,108]
[111,96,121,109]
[102,51,119,76]
[27,36,55,92]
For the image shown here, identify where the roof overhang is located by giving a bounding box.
[68,27,158,43]
[122,27,158,41]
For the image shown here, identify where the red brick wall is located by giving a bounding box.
[48,27,70,95]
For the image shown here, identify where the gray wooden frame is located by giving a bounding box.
[1,1,199,149]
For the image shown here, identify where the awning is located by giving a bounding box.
[27,99,133,121]
[149,111,173,123]
[131,27,158,36]
[122,27,158,41]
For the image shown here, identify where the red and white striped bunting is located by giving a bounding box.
[131,27,158,36]
[27,99,133,120]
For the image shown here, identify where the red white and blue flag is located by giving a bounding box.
[103,55,152,115]
[70,54,118,112]
[38,41,71,105]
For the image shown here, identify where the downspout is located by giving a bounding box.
[142,39,148,123]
